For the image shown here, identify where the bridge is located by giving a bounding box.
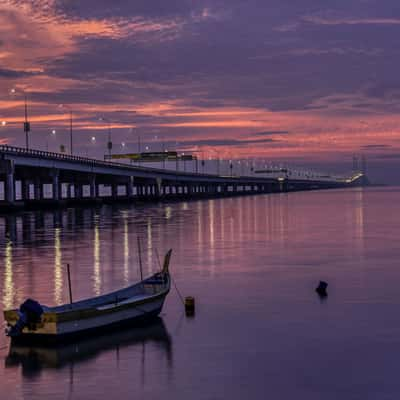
[0,145,365,209]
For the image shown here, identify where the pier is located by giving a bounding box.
[0,145,365,210]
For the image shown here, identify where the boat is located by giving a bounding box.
[3,249,172,344]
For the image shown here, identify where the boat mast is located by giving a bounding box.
[66,263,73,304]
[137,236,144,281]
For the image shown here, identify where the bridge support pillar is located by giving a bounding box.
[6,168,15,204]
[51,169,60,201]
[90,175,97,198]
[34,178,42,201]
[66,183,72,199]
[127,176,134,198]
[155,178,162,198]
[21,179,30,201]
[111,182,118,199]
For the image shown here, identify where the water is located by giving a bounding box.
[0,187,399,400]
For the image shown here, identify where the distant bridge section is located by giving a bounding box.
[0,145,365,209]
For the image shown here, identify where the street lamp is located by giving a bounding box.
[59,104,73,155]
[11,88,30,149]
[99,117,112,159]
[46,129,57,151]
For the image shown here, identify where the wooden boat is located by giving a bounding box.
[3,249,172,343]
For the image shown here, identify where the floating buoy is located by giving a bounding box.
[185,296,195,316]
[316,281,328,297]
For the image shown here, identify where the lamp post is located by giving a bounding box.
[211,150,220,175]
[23,93,29,149]
[11,88,30,149]
[0,121,6,140]
[46,129,56,151]
[99,117,112,159]
[59,104,73,155]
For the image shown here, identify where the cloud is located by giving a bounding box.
[374,153,400,159]
[177,138,277,148]
[253,131,289,136]
[361,144,392,150]
[1,0,400,176]
[0,68,40,78]
[0,0,186,72]
[304,15,400,26]
[288,47,383,57]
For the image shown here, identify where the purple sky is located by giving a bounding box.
[1,1,400,182]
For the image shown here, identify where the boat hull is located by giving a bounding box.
[6,287,169,344]
[10,306,164,345]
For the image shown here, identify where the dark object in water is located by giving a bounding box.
[316,281,328,297]
[185,296,195,317]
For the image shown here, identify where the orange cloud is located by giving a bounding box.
[0,0,184,72]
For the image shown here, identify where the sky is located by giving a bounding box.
[1,0,400,183]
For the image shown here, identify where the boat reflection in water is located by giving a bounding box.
[5,317,172,377]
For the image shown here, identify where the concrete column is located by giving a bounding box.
[111,182,118,199]
[52,170,60,200]
[127,176,134,198]
[156,178,162,198]
[6,171,15,203]
[90,175,97,198]
[67,183,72,199]
[34,178,42,201]
[75,183,82,199]
[2,160,15,203]
[22,180,30,201]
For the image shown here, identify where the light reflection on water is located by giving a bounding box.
[0,187,400,399]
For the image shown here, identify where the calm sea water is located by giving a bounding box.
[0,186,399,400]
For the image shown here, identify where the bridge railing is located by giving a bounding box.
[0,145,360,184]
[0,145,223,178]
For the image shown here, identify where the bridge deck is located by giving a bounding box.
[0,145,365,209]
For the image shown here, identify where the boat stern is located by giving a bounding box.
[4,309,58,337]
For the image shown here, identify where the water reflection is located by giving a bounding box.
[93,215,101,296]
[147,217,152,276]
[122,212,129,285]
[0,189,393,399]
[5,317,172,379]
[3,239,13,309]
[354,187,365,249]
[54,228,63,305]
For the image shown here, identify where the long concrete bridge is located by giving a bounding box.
[0,145,365,210]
